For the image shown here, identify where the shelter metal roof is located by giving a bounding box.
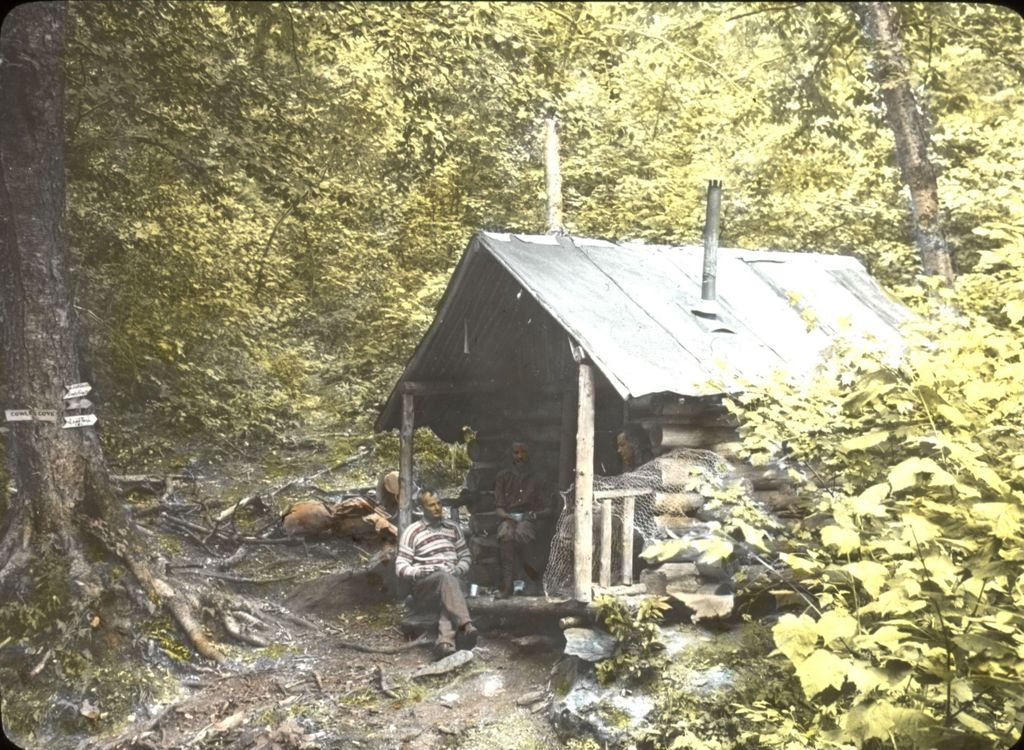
[479,232,908,396]
[376,231,910,432]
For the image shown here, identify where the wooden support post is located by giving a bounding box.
[545,116,564,234]
[599,497,613,588]
[620,496,635,586]
[574,362,595,603]
[399,393,415,536]
[558,388,576,492]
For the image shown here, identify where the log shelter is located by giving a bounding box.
[376,231,909,602]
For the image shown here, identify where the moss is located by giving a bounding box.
[154,531,183,555]
[455,710,553,750]
[335,687,378,709]
[2,655,179,742]
[257,641,297,659]
[141,614,192,662]
[596,702,633,730]
[255,706,288,727]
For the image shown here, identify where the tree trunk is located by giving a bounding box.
[856,2,954,284]
[0,3,223,663]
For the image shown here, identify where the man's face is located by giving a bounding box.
[512,443,528,465]
[421,492,444,521]
[616,433,635,465]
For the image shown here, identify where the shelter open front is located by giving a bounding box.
[378,230,910,606]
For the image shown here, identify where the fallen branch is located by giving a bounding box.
[85,518,225,663]
[321,625,432,654]
[111,474,190,494]
[222,612,270,647]
[217,546,249,570]
[172,567,300,585]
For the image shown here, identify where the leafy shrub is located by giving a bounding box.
[724,217,1024,749]
[593,595,670,685]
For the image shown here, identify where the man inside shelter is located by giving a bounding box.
[395,488,478,659]
[493,440,554,598]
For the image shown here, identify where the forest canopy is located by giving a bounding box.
[43,1,1022,457]
[1,3,1023,749]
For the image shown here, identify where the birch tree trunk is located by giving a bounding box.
[857,1,955,284]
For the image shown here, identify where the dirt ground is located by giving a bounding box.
[39,534,570,750]
[2,444,579,750]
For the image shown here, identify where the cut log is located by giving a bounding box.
[651,425,739,451]
[725,462,789,491]
[653,491,706,515]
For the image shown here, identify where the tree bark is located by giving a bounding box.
[0,3,223,663]
[856,2,955,284]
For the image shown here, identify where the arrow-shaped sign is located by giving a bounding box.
[32,409,57,423]
[63,382,92,400]
[63,414,98,429]
[64,398,94,411]
[5,409,32,422]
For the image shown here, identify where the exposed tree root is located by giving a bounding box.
[0,546,31,594]
[221,611,269,647]
[84,518,225,664]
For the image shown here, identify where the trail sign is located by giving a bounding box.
[63,414,98,429]
[65,398,93,410]
[63,382,92,400]
[32,410,57,423]
[5,410,32,422]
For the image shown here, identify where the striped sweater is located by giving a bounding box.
[395,519,471,580]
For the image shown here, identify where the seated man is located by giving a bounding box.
[395,488,478,658]
[493,441,554,598]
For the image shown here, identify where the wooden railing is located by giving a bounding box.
[593,487,645,589]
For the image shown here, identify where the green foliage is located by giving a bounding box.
[593,595,670,686]
[725,215,1024,748]
[53,2,1022,460]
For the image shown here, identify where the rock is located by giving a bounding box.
[479,673,505,697]
[669,585,735,621]
[550,666,656,747]
[563,628,617,662]
[639,563,701,595]
[411,649,474,679]
[516,688,548,707]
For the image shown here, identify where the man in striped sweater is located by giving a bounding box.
[396,488,478,658]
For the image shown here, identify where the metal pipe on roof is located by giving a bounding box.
[701,179,722,302]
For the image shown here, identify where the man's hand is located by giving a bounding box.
[411,565,435,581]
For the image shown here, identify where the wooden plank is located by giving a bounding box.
[399,393,415,536]
[545,116,564,232]
[620,496,635,585]
[558,388,576,492]
[593,487,651,500]
[574,362,595,603]
[599,497,613,588]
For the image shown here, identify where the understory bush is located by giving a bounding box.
[722,217,1024,749]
